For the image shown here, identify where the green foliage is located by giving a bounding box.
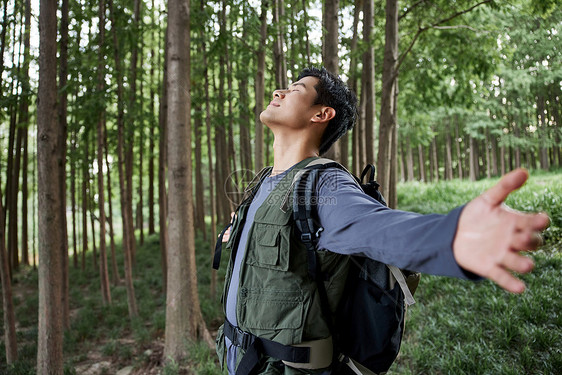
[393,172,562,374]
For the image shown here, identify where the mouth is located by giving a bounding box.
[269,101,280,107]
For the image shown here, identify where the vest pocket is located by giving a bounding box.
[246,223,290,271]
[240,287,304,342]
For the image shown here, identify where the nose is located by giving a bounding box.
[273,89,286,99]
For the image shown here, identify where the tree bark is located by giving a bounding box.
[418,144,426,182]
[148,0,156,235]
[469,136,477,181]
[37,0,64,371]
[322,0,340,161]
[377,0,399,207]
[348,0,361,174]
[81,136,89,272]
[70,131,78,269]
[406,136,414,181]
[96,0,112,306]
[445,123,454,180]
[363,0,376,165]
[104,122,120,286]
[165,0,212,362]
[109,0,138,318]
[431,135,439,182]
[199,0,217,299]
[193,103,206,238]
[238,5,252,173]
[455,116,463,179]
[0,186,17,364]
[254,0,268,172]
[272,0,287,90]
[159,21,169,294]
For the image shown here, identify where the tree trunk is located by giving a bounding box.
[322,0,340,161]
[37,0,64,370]
[159,22,169,294]
[238,6,252,172]
[418,144,426,182]
[89,180,97,270]
[71,131,78,269]
[469,136,477,181]
[9,123,22,273]
[537,95,549,170]
[81,136,88,272]
[455,117,463,179]
[96,0,111,306]
[137,25,145,246]
[165,0,212,362]
[0,186,17,364]
[377,0,399,207]
[485,129,491,178]
[125,0,141,264]
[254,0,268,172]
[199,1,217,299]
[272,0,287,90]
[22,127,29,265]
[0,0,9,80]
[348,0,361,174]
[490,131,498,176]
[238,6,252,173]
[406,136,414,181]
[363,0,375,165]
[104,122,120,286]
[399,138,406,182]
[110,0,138,318]
[148,0,156,235]
[445,123,454,180]
[17,0,31,268]
[431,135,439,182]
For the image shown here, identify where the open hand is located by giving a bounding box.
[453,168,550,293]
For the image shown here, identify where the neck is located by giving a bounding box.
[271,133,319,176]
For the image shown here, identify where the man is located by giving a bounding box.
[215,67,549,375]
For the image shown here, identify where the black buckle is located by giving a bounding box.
[301,233,312,242]
[233,326,253,350]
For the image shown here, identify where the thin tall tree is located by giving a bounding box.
[37,0,64,371]
[0,186,17,364]
[96,0,112,305]
[164,0,212,362]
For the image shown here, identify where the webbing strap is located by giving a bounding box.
[388,265,416,306]
[213,224,232,270]
[212,167,272,271]
[224,320,311,375]
[339,354,380,375]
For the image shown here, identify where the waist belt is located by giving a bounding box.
[224,319,333,374]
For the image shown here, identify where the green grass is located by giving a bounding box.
[1,170,560,374]
[392,170,562,374]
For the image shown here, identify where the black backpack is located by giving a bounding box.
[291,158,420,375]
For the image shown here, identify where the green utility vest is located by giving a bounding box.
[216,157,351,373]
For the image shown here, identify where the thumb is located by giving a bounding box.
[483,168,528,206]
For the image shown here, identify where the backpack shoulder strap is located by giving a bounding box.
[213,166,273,271]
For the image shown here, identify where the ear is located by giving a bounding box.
[311,106,336,124]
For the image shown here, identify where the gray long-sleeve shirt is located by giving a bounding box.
[225,166,471,373]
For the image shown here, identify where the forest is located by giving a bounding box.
[0,0,561,373]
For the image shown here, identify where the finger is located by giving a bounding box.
[483,168,529,206]
[531,212,550,231]
[502,251,534,274]
[511,230,543,251]
[488,265,527,294]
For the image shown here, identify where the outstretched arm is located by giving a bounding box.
[453,168,550,294]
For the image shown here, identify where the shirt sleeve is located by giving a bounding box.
[314,168,478,279]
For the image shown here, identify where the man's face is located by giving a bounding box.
[259,76,321,130]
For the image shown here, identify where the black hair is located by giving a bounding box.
[297,67,358,155]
